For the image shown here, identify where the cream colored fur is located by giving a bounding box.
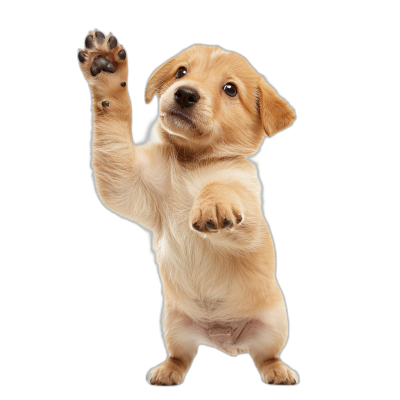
[78,32,298,385]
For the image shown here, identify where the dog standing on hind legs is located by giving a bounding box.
[78,30,299,385]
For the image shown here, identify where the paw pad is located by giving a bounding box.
[91,56,116,76]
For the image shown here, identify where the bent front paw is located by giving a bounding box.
[190,199,243,233]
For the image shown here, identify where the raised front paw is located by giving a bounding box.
[78,30,127,85]
[190,197,243,233]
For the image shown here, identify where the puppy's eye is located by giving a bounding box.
[176,67,187,79]
[223,83,237,97]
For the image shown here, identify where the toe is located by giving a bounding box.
[78,51,86,63]
[85,34,94,49]
[95,31,105,44]
[108,36,117,50]
[118,49,126,60]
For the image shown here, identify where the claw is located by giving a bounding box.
[192,223,201,231]
[222,219,232,229]
[205,221,218,231]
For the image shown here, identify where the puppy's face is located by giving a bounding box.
[146,45,295,157]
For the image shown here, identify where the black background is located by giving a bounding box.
[3,8,350,398]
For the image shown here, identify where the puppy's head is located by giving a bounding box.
[146,45,295,158]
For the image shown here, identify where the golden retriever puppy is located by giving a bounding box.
[78,31,298,385]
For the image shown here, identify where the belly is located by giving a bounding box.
[186,317,264,355]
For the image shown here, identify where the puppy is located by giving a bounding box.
[78,31,298,385]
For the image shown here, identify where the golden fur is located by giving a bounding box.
[78,31,298,385]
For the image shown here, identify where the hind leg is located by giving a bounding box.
[249,302,299,385]
[147,306,199,385]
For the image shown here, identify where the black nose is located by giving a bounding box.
[174,87,200,109]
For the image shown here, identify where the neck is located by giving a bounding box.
[154,121,247,166]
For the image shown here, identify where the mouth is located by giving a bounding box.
[169,110,194,125]
[165,110,197,129]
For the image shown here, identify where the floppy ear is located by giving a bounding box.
[258,77,295,136]
[145,59,175,104]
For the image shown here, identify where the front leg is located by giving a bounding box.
[78,31,164,230]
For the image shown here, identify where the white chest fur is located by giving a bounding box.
[152,160,259,319]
